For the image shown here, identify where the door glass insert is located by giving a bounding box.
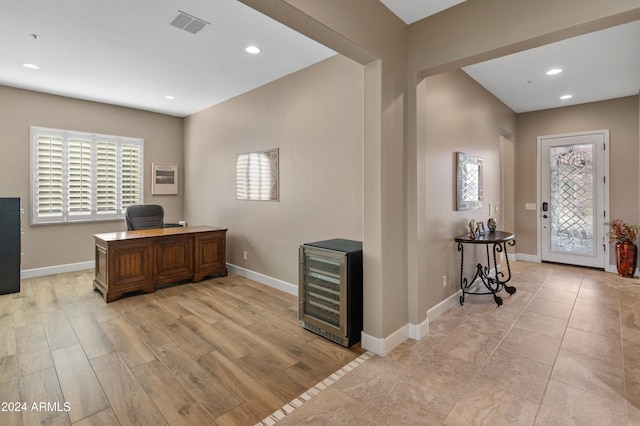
[303,254,341,327]
[549,143,595,255]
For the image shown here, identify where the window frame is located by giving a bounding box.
[30,126,144,225]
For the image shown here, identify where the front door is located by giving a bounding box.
[539,130,609,268]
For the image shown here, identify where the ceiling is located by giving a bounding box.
[379,0,640,113]
[1,0,638,117]
[0,0,336,117]
[379,0,467,24]
[461,20,640,113]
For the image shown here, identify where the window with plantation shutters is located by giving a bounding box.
[30,127,144,224]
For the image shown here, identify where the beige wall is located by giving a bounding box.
[183,55,364,284]
[515,96,640,257]
[419,70,516,310]
[0,86,184,270]
[240,0,409,341]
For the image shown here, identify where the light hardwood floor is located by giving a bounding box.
[0,271,364,425]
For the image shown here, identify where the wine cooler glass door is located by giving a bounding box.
[300,246,347,336]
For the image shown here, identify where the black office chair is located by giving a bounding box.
[125,204,164,230]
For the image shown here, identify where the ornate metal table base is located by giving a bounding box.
[455,231,516,306]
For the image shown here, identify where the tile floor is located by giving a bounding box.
[260,261,640,425]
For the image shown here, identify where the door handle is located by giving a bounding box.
[542,202,549,212]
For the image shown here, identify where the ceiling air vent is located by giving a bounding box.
[171,11,210,34]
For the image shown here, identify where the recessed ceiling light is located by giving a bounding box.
[560,94,573,100]
[546,68,562,75]
[165,95,175,100]
[22,63,40,70]
[245,45,261,54]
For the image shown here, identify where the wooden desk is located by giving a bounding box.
[455,231,516,306]
[93,226,227,302]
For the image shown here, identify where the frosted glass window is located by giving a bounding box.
[236,148,279,201]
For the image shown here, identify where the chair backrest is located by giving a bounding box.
[125,204,164,230]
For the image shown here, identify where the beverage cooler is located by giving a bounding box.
[298,239,363,347]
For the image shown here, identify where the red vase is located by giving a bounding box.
[616,242,637,277]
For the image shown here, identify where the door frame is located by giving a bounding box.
[536,129,610,270]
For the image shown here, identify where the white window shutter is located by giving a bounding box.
[36,135,64,216]
[120,143,142,211]
[68,136,93,215]
[96,140,118,213]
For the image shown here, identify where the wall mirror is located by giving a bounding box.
[236,148,279,201]
[456,152,483,211]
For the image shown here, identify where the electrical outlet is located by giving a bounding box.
[442,275,447,288]
[243,251,248,261]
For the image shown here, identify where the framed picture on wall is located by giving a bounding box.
[151,163,178,195]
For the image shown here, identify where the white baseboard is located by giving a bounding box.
[516,253,540,263]
[361,325,409,356]
[20,261,299,295]
[408,316,429,340]
[226,263,297,296]
[362,269,497,356]
[427,287,463,321]
[21,260,95,279]
[361,313,435,356]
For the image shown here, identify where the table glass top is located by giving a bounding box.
[455,231,514,244]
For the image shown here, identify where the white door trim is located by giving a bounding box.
[536,129,610,269]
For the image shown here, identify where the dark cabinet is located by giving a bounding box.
[0,198,21,295]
